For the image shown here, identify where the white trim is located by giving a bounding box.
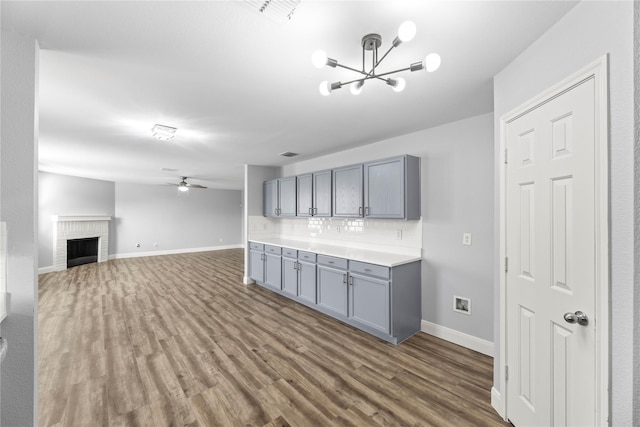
[38,266,56,275]
[52,215,112,222]
[420,320,493,357]
[110,244,243,260]
[498,55,609,426]
[491,387,506,420]
[243,276,255,285]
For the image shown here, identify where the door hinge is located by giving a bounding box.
[505,257,508,273]
[505,365,509,380]
[504,149,508,164]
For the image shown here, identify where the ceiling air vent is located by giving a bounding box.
[244,0,301,23]
[279,151,299,158]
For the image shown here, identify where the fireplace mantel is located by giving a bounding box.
[53,215,112,222]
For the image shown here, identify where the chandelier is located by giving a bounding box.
[312,21,440,96]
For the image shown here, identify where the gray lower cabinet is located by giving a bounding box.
[249,242,265,283]
[264,246,282,290]
[349,273,390,334]
[282,253,298,297]
[298,258,316,304]
[317,264,348,317]
[248,241,421,344]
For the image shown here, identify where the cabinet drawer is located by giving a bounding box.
[298,251,316,262]
[249,242,264,251]
[349,260,389,280]
[282,248,297,258]
[265,245,282,255]
[317,255,348,270]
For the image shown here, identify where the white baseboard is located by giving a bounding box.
[420,320,494,356]
[38,266,56,275]
[491,387,506,420]
[110,244,243,260]
[243,276,255,285]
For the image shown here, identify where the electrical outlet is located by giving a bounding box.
[219,238,223,242]
[336,226,340,233]
[462,233,472,246]
[397,230,403,240]
[154,242,158,248]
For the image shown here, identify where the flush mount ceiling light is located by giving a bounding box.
[312,21,441,96]
[151,124,177,141]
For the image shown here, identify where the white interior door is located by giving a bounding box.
[504,76,599,427]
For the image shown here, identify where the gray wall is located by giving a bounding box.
[281,113,494,342]
[493,1,635,424]
[0,29,38,427]
[114,183,242,256]
[38,172,115,268]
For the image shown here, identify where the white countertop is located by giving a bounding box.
[249,237,421,267]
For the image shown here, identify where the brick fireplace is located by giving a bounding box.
[53,215,111,271]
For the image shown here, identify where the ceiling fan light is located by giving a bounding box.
[178,184,189,192]
[425,53,441,72]
[397,21,416,43]
[350,80,364,95]
[311,50,328,68]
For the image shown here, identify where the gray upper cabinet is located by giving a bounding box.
[297,170,332,217]
[264,177,297,217]
[278,176,297,217]
[313,170,332,217]
[332,164,363,218]
[364,155,421,220]
[296,174,313,217]
[264,180,279,217]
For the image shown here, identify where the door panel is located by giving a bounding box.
[505,78,596,426]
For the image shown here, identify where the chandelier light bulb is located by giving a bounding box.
[319,80,332,96]
[312,50,328,68]
[391,77,406,92]
[350,80,364,95]
[425,53,441,72]
[398,21,417,42]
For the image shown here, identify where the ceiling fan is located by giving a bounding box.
[169,176,207,192]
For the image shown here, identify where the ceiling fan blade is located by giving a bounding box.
[186,183,207,189]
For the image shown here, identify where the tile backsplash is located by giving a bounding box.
[248,215,421,257]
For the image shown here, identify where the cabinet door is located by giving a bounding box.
[364,157,405,219]
[332,164,363,217]
[313,170,332,217]
[264,180,279,217]
[264,253,282,290]
[317,265,348,317]
[349,273,390,334]
[296,174,313,217]
[278,176,297,217]
[298,260,316,304]
[249,250,264,283]
[282,258,298,297]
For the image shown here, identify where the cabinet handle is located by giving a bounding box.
[313,207,318,215]
[343,274,347,283]
[365,207,370,216]
[359,206,363,216]
[349,276,353,285]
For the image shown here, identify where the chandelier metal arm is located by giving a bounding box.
[335,62,370,77]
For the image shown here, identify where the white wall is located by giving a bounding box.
[493,1,635,424]
[0,29,38,427]
[38,172,115,268]
[281,113,495,342]
[634,3,640,423]
[113,183,242,256]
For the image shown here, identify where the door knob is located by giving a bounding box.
[563,311,588,326]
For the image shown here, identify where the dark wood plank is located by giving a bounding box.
[38,249,510,426]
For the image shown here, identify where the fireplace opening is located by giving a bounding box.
[67,237,99,268]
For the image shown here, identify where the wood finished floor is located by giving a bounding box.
[38,249,510,427]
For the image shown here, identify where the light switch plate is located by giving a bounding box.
[463,233,472,246]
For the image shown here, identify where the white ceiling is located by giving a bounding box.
[2,1,577,190]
